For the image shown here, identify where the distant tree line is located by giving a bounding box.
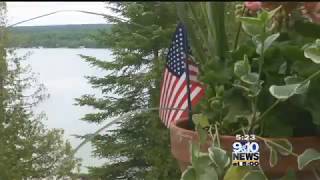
[7,24,112,48]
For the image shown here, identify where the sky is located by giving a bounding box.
[6,2,114,26]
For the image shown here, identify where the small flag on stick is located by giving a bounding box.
[159,23,205,128]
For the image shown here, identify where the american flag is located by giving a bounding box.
[159,23,205,128]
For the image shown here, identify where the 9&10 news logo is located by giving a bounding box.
[232,134,260,167]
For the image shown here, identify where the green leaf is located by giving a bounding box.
[257,11,269,24]
[294,20,320,38]
[197,126,208,145]
[264,139,293,167]
[268,139,293,156]
[191,142,211,174]
[295,81,310,94]
[269,83,301,100]
[297,148,320,170]
[208,145,230,169]
[248,83,263,97]
[304,39,320,64]
[278,62,287,74]
[284,76,304,84]
[242,171,267,180]
[256,33,280,55]
[240,73,259,85]
[280,169,296,180]
[270,148,278,167]
[223,166,251,180]
[266,6,282,20]
[303,79,320,126]
[193,114,210,128]
[239,17,263,37]
[234,55,250,77]
[191,143,201,164]
[263,115,293,137]
[269,147,278,167]
[193,154,212,174]
[198,166,219,180]
[284,76,310,94]
[181,167,196,180]
[223,90,251,123]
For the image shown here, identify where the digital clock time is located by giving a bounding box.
[235,134,256,141]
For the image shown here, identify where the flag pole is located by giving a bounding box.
[181,22,194,130]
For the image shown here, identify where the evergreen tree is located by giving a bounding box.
[0,2,80,179]
[76,2,180,179]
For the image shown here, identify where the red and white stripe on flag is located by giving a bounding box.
[159,58,205,128]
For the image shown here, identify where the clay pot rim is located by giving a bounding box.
[172,118,320,141]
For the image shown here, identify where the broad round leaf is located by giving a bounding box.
[269,84,301,100]
[256,33,280,55]
[198,166,219,180]
[193,114,210,128]
[267,6,282,20]
[191,143,200,164]
[208,146,230,169]
[304,39,320,64]
[240,73,259,85]
[197,126,208,145]
[279,169,296,180]
[295,81,310,94]
[242,171,267,180]
[264,140,284,167]
[265,139,293,156]
[239,17,263,37]
[274,139,292,156]
[297,148,320,170]
[284,76,310,94]
[269,148,278,168]
[278,62,287,74]
[193,155,212,174]
[181,167,196,180]
[284,76,304,84]
[191,143,208,163]
[234,57,250,77]
[223,166,251,180]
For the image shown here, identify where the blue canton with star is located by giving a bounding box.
[166,23,192,77]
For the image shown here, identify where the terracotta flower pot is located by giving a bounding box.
[170,119,320,179]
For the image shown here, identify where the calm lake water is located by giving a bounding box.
[16,48,114,173]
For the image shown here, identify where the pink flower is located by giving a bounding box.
[303,2,320,24]
[244,2,262,12]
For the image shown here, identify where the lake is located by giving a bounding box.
[16,48,114,173]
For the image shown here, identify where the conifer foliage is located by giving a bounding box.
[0,2,80,179]
[76,2,181,179]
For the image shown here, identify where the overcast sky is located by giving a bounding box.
[6,2,114,26]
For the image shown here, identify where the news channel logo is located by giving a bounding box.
[232,134,260,167]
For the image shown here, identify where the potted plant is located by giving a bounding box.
[171,2,320,179]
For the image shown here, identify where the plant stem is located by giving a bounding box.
[215,123,220,148]
[312,167,320,180]
[254,68,320,135]
[249,97,258,133]
[304,68,320,83]
[249,24,266,133]
[256,136,299,157]
[258,99,281,123]
[255,99,281,135]
[233,6,246,51]
[259,136,320,179]
[253,99,281,130]
[209,125,216,144]
[257,164,268,179]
